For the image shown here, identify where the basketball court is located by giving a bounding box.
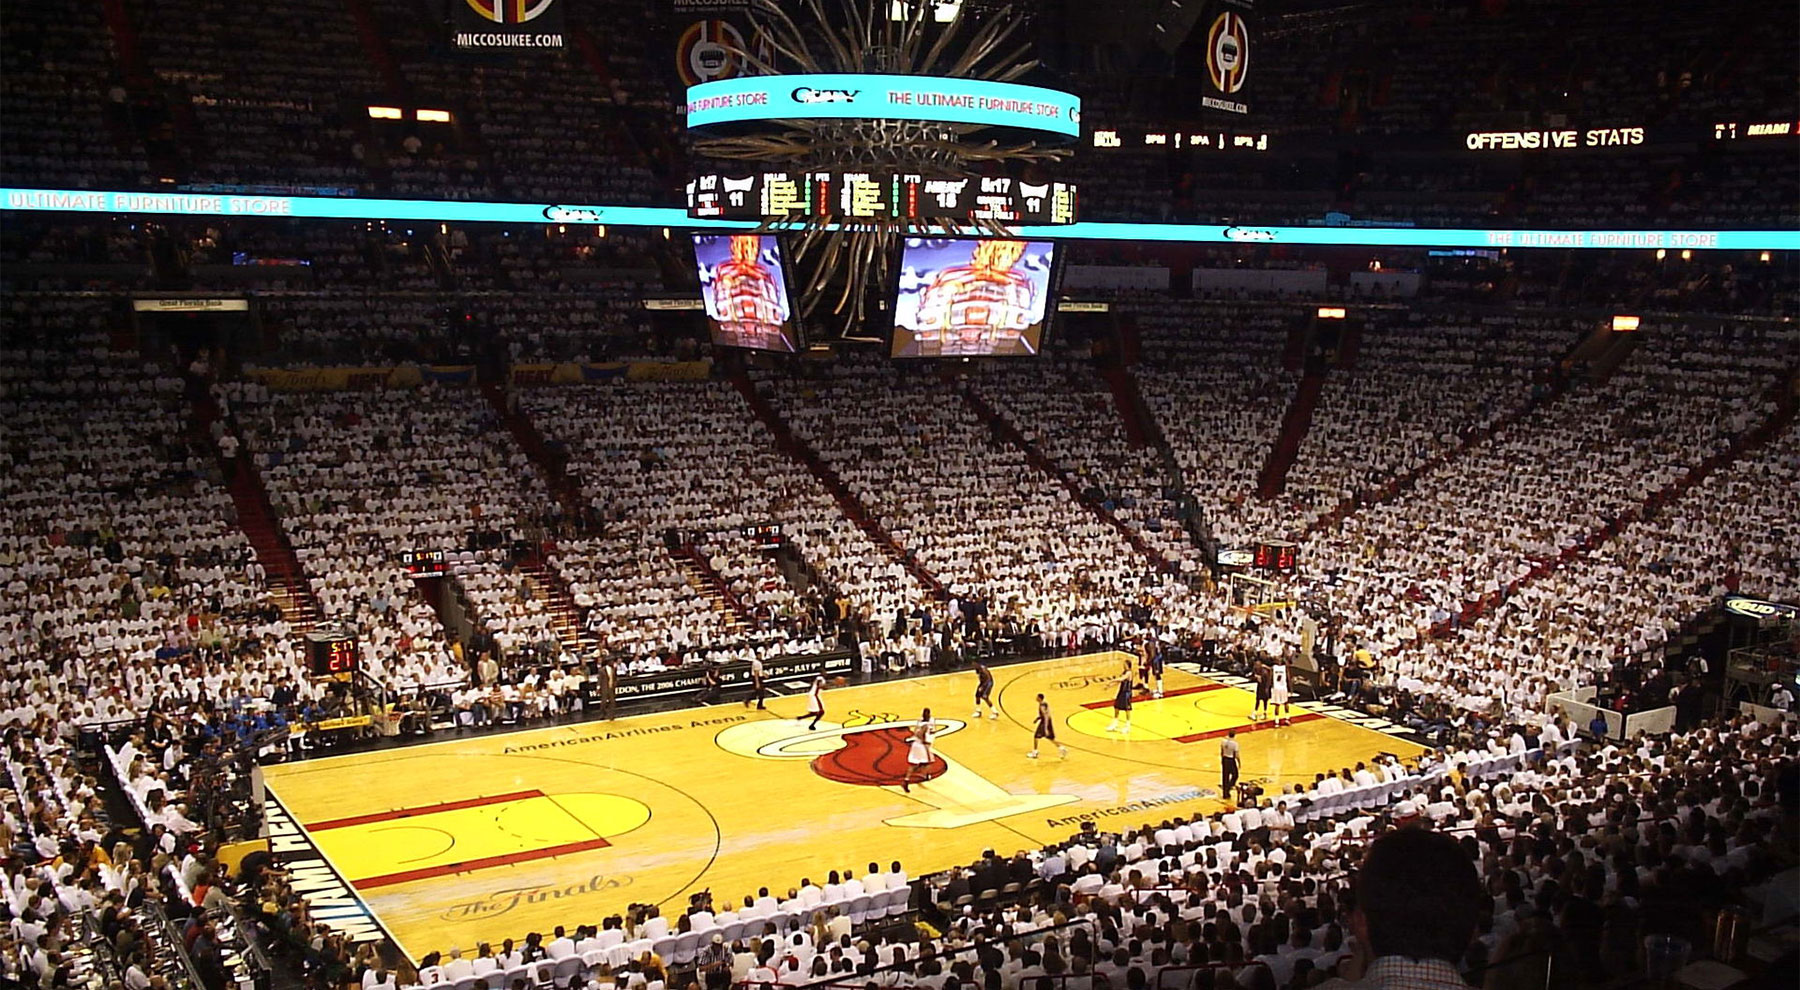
[260,652,1423,962]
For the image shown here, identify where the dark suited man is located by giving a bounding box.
[596,659,619,720]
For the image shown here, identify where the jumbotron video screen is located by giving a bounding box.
[891,238,1057,358]
[693,233,798,353]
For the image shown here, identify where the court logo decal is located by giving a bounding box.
[1044,788,1210,828]
[715,719,1077,829]
[439,873,633,922]
[502,713,747,752]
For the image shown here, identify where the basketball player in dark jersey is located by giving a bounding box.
[1027,693,1067,759]
[1105,668,1135,734]
[972,659,997,719]
[1252,659,1273,719]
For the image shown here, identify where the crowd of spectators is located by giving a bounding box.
[769,357,1179,651]
[1295,321,1794,723]
[964,358,1201,572]
[1128,301,1296,549]
[523,379,931,670]
[1274,312,1579,535]
[244,385,545,690]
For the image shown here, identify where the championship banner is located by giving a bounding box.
[249,367,395,391]
[625,359,713,382]
[1199,0,1253,116]
[669,0,765,94]
[452,0,565,50]
[419,365,477,384]
[579,361,630,381]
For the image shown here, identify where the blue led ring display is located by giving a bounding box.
[684,73,1082,139]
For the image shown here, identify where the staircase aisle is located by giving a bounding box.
[516,552,600,657]
[342,0,407,101]
[187,381,322,631]
[960,388,1182,578]
[669,545,753,632]
[476,383,605,656]
[730,373,950,600]
[1255,372,1326,499]
[1304,381,1570,537]
[481,382,584,520]
[1433,388,1797,638]
[1099,366,1154,447]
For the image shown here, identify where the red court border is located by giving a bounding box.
[1079,683,1228,710]
[352,838,614,889]
[1175,712,1326,743]
[307,789,545,831]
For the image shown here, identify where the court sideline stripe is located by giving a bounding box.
[351,837,613,889]
[1079,683,1228,710]
[1173,713,1326,743]
[307,789,546,831]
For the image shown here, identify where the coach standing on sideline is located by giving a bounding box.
[596,659,618,720]
[1219,729,1241,797]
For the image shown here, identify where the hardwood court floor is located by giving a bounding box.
[261,653,1422,962]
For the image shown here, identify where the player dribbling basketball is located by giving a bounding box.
[1027,693,1067,760]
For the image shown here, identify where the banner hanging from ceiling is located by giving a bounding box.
[669,0,766,93]
[1199,0,1254,116]
[452,0,565,50]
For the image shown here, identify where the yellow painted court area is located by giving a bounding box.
[261,653,1422,962]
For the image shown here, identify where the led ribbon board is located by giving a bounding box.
[5,189,1799,251]
[683,74,1082,138]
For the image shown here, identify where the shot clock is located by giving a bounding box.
[306,633,360,677]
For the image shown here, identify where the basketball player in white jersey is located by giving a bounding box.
[1270,660,1292,727]
[805,675,826,730]
[901,707,939,792]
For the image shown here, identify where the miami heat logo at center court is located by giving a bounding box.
[716,716,1077,829]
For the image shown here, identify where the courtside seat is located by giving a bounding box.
[846,893,873,924]
[552,955,585,984]
[649,935,678,964]
[885,885,913,917]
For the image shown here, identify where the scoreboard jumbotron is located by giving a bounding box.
[686,171,1077,225]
